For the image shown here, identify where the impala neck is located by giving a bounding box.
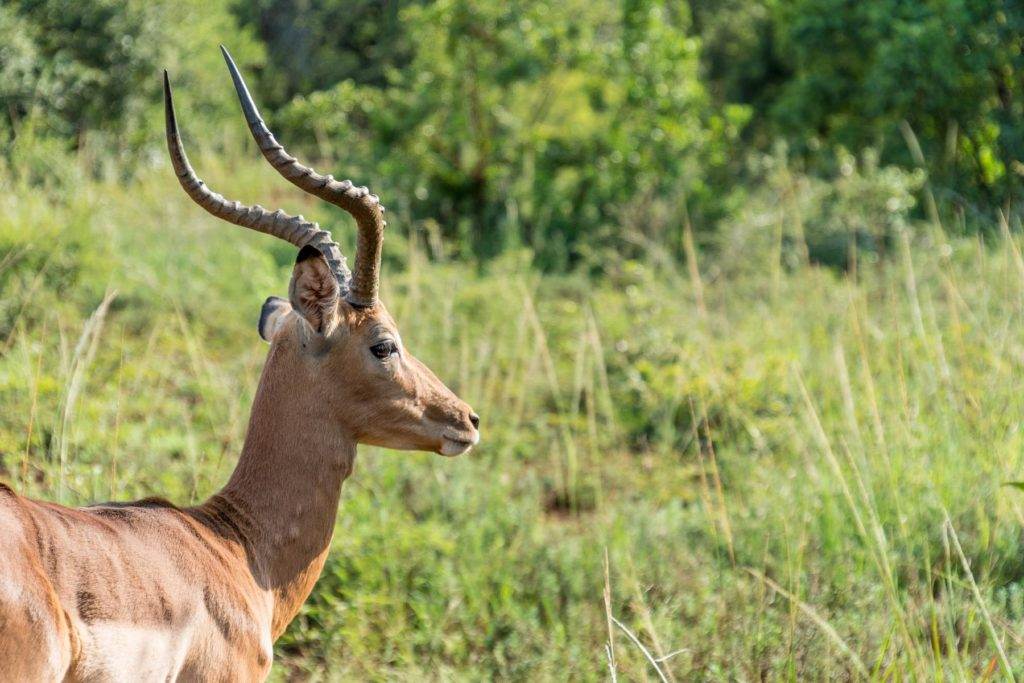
[210,342,355,638]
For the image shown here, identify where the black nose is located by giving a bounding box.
[469,412,480,429]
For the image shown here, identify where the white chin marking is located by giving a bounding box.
[441,439,473,456]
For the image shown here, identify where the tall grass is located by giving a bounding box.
[2,153,1024,680]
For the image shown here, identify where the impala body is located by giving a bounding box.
[0,48,479,682]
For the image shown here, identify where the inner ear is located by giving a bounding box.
[289,245,340,336]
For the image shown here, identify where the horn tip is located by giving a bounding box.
[163,71,176,133]
[221,45,262,126]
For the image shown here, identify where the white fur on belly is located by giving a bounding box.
[76,622,190,682]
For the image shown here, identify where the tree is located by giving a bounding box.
[272,0,745,265]
[766,0,1024,207]
[0,0,261,168]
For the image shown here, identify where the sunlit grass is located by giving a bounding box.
[2,157,1024,679]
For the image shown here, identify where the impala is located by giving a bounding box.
[0,47,479,682]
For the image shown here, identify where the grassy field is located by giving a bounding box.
[3,154,1024,680]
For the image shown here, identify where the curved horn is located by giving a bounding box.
[164,72,352,285]
[220,45,385,308]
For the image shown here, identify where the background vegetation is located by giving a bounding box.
[3,0,1024,679]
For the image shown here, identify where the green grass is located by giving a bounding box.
[3,155,1024,680]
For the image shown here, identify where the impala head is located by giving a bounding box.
[164,47,479,456]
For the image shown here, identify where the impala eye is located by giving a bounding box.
[370,340,399,360]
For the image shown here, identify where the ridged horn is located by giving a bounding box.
[163,71,351,285]
[220,46,385,308]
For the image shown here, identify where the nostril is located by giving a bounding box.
[469,412,480,429]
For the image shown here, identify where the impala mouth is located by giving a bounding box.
[440,430,480,457]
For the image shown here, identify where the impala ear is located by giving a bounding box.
[258,296,291,342]
[288,245,340,336]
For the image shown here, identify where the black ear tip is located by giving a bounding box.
[296,245,323,263]
[258,296,289,342]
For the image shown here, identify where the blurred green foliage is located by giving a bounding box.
[762,0,1024,208]
[5,0,1022,267]
[241,0,746,266]
[0,0,262,176]
[6,1,1024,678]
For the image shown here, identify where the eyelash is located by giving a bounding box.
[370,341,399,359]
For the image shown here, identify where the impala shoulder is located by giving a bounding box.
[0,482,32,523]
[0,481,19,501]
[87,497,179,515]
[84,497,182,530]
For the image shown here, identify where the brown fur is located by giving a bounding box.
[0,251,478,681]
